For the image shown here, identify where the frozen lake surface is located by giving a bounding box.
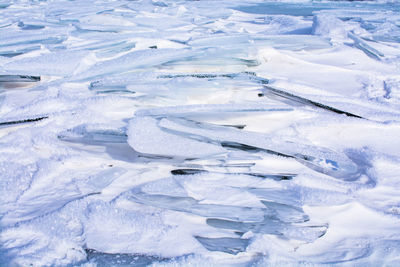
[1,0,400,266]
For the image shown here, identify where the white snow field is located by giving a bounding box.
[1,0,400,266]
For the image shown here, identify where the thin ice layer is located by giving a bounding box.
[128,116,225,158]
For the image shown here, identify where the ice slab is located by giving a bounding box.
[135,103,292,117]
[125,174,310,225]
[0,2,10,9]
[253,35,332,51]
[235,2,396,17]
[128,116,226,159]
[127,188,268,222]
[85,248,166,266]
[89,71,267,101]
[348,32,385,61]
[194,236,250,255]
[155,116,359,180]
[0,75,40,83]
[0,116,48,127]
[171,168,295,181]
[58,125,128,144]
[259,85,363,118]
[206,218,327,243]
[75,48,195,80]
[127,105,360,179]
[3,51,89,76]
[0,75,41,90]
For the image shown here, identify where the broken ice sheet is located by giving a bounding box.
[246,188,301,207]
[127,105,360,180]
[56,124,143,163]
[125,174,310,224]
[126,189,268,222]
[206,218,327,243]
[74,48,196,81]
[315,7,400,43]
[347,32,385,61]
[89,71,268,100]
[150,116,359,179]
[1,0,400,265]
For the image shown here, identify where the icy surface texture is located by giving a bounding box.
[1,0,400,266]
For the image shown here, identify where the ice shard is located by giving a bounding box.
[74,48,196,80]
[127,189,268,222]
[58,125,128,144]
[348,32,384,61]
[259,86,363,118]
[0,75,40,83]
[85,249,167,266]
[0,116,48,127]
[194,236,250,255]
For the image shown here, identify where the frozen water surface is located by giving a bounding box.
[1,0,400,266]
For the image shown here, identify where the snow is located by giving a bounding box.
[1,0,400,266]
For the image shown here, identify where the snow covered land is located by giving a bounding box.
[1,0,400,266]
